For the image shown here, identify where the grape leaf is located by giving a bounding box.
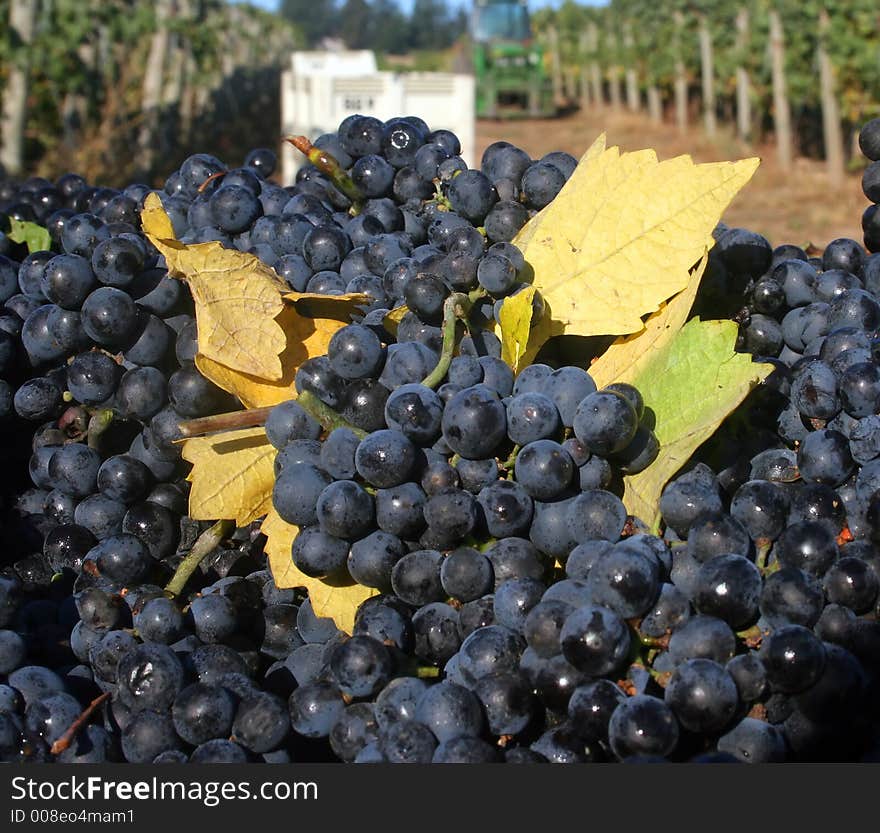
[194,305,350,408]
[284,291,372,320]
[610,318,774,525]
[262,508,378,634]
[383,305,409,336]
[141,193,288,380]
[8,218,51,253]
[590,250,709,388]
[181,427,276,526]
[512,145,759,352]
[498,286,552,372]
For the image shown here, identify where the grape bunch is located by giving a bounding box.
[860,116,880,253]
[0,109,878,765]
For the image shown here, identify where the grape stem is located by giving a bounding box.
[49,691,111,756]
[421,292,472,389]
[179,406,274,437]
[165,519,234,598]
[284,136,364,209]
[296,390,368,439]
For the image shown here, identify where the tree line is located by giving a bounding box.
[280,0,468,54]
[1,0,297,183]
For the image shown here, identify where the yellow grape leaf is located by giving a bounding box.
[262,508,378,634]
[383,305,409,337]
[284,291,372,320]
[512,147,759,346]
[141,193,288,380]
[140,194,176,239]
[513,132,608,254]
[498,286,552,372]
[499,286,536,370]
[193,305,349,408]
[181,427,276,526]
[617,318,774,524]
[590,250,709,388]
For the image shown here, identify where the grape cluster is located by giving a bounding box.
[0,110,878,764]
[860,116,880,253]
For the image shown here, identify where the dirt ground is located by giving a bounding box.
[475,107,868,251]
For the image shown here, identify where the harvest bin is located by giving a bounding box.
[280,50,476,182]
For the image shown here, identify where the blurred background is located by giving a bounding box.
[1,0,878,245]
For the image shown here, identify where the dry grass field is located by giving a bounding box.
[476,106,868,252]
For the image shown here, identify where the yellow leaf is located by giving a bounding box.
[284,291,372,320]
[193,305,349,408]
[383,305,409,337]
[140,193,175,239]
[590,250,709,388]
[181,427,276,526]
[262,508,378,634]
[498,286,556,372]
[615,318,774,524]
[512,147,759,349]
[513,132,607,254]
[141,193,288,380]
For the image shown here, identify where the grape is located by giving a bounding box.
[41,253,96,308]
[316,480,374,540]
[48,444,102,498]
[587,545,659,619]
[505,392,560,445]
[665,658,739,733]
[289,681,346,738]
[355,429,416,488]
[514,440,574,500]
[693,554,762,628]
[668,615,736,665]
[117,643,184,711]
[81,287,140,348]
[441,384,506,459]
[121,711,181,764]
[391,550,444,607]
[172,683,236,746]
[384,383,443,444]
[560,604,631,676]
[67,351,123,406]
[572,392,639,455]
[608,695,679,761]
[760,625,827,693]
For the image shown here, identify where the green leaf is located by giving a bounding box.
[618,318,774,525]
[8,219,51,254]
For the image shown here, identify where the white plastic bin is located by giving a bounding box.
[280,52,475,186]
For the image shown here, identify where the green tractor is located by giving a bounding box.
[471,0,555,119]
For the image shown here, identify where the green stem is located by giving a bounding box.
[296,390,367,439]
[165,520,234,598]
[755,540,772,574]
[421,292,472,389]
[87,409,115,451]
[285,136,363,209]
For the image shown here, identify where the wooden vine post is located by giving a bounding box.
[769,9,793,172]
[624,22,640,112]
[735,7,751,143]
[674,11,688,133]
[698,13,716,138]
[818,8,845,187]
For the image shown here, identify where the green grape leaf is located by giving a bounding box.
[615,318,775,525]
[8,219,51,254]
